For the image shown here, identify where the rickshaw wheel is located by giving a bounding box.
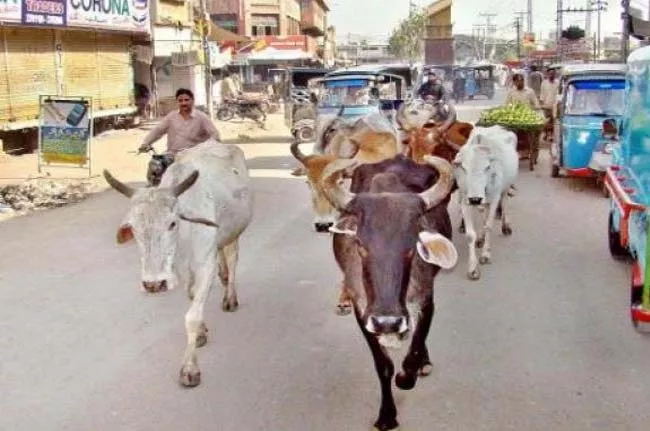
[630,277,650,332]
[608,213,630,260]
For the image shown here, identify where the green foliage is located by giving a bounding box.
[388,9,426,61]
[562,26,585,41]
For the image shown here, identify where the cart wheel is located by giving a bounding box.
[608,212,630,260]
[551,163,560,177]
[630,273,650,332]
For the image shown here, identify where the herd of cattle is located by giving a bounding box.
[102,101,520,431]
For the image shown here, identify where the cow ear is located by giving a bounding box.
[416,231,458,269]
[329,213,358,235]
[117,224,134,244]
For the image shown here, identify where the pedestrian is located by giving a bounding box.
[540,68,560,141]
[505,73,540,110]
[528,65,544,100]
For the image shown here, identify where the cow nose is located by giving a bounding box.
[468,197,483,206]
[314,222,333,232]
[366,315,409,335]
[142,280,168,293]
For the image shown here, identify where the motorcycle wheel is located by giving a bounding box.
[217,107,234,121]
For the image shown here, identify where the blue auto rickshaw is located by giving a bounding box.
[605,46,650,331]
[551,63,626,189]
[311,70,407,149]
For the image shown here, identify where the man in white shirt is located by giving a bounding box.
[540,69,560,141]
[505,73,540,109]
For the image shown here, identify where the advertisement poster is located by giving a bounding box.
[66,0,150,33]
[39,97,91,166]
[0,0,21,22]
[21,0,66,26]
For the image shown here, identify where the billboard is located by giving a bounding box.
[0,0,21,21]
[66,0,149,32]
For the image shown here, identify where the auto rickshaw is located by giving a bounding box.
[466,64,496,99]
[550,63,626,188]
[604,46,650,331]
[281,67,331,142]
[310,71,407,150]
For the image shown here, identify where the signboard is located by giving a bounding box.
[254,35,307,50]
[0,0,21,21]
[66,0,150,33]
[21,0,66,26]
[38,96,92,175]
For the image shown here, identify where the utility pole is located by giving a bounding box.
[557,4,607,61]
[479,12,497,61]
[557,0,563,43]
[621,0,630,60]
[199,0,213,119]
[515,11,526,60]
[514,16,522,60]
[590,0,607,59]
[527,0,533,33]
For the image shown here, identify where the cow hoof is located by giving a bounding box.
[502,225,513,236]
[419,362,433,376]
[222,296,239,312]
[196,323,208,348]
[373,417,399,431]
[468,269,481,280]
[179,365,201,388]
[336,302,352,316]
[458,225,466,234]
[395,371,417,390]
[479,255,491,265]
[476,237,485,248]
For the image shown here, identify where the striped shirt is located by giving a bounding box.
[142,109,220,156]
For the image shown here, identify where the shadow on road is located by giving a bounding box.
[246,155,297,170]
[222,135,293,145]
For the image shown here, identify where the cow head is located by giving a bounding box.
[452,135,496,206]
[103,170,218,293]
[290,141,348,232]
[322,156,458,337]
[396,100,436,131]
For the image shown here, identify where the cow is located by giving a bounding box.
[291,109,400,176]
[290,111,400,233]
[322,154,458,431]
[453,126,518,280]
[103,141,254,387]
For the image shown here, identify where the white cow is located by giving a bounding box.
[452,126,518,280]
[103,141,253,387]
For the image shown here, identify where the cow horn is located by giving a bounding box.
[395,102,409,131]
[103,169,134,198]
[290,141,308,162]
[418,155,453,210]
[173,170,199,197]
[321,158,358,210]
[439,103,457,131]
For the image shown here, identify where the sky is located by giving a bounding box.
[328,0,650,43]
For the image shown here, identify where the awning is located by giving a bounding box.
[628,16,650,40]
[207,22,249,43]
[246,47,313,62]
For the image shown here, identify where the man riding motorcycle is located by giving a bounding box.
[138,88,221,186]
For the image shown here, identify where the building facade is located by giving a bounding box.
[208,0,329,80]
[0,0,150,151]
[424,0,453,64]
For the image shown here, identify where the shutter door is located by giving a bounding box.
[0,29,11,122]
[3,28,57,122]
[95,33,134,110]
[61,32,100,111]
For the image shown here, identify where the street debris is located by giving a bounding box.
[0,178,95,214]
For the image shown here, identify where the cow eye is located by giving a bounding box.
[169,222,177,230]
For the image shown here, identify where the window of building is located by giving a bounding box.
[251,14,279,36]
[211,14,238,34]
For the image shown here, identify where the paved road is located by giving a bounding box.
[2,98,650,431]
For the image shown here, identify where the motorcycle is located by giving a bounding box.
[217,98,267,127]
[130,147,174,187]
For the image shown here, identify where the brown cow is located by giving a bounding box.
[322,154,457,431]
[290,112,400,232]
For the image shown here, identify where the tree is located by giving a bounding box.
[388,9,427,62]
[562,26,585,41]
